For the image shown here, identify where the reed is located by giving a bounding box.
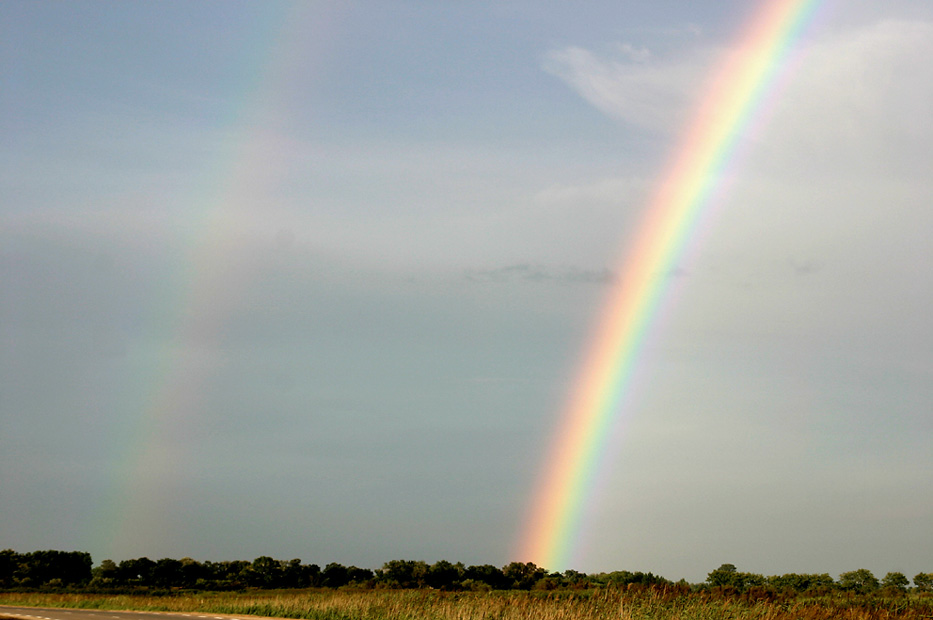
[1,587,930,620]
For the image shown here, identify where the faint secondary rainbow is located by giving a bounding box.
[517,0,826,570]
[98,4,346,559]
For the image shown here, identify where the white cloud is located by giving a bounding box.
[708,18,933,293]
[544,19,933,154]
[542,44,714,133]
[753,19,933,178]
[614,42,652,63]
[544,18,933,292]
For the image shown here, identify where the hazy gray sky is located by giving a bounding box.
[1,1,931,582]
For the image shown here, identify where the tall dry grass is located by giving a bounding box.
[1,587,930,620]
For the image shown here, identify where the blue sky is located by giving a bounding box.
[2,1,931,582]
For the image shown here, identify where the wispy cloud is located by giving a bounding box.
[542,43,712,132]
[788,257,821,277]
[465,263,615,285]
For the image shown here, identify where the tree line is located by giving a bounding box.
[2,550,931,594]
[705,563,932,595]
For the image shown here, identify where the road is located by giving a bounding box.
[0,607,253,620]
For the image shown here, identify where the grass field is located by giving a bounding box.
[2,588,931,620]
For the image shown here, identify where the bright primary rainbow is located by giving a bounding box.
[517,0,826,571]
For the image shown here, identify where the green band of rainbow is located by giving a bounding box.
[518,0,825,571]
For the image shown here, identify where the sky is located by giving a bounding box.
[1,0,931,583]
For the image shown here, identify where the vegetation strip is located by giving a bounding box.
[3,588,933,620]
[3,550,933,620]
[3,551,931,595]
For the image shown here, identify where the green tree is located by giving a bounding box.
[152,558,184,587]
[321,562,350,588]
[18,550,93,586]
[279,559,305,588]
[502,561,546,590]
[0,550,16,588]
[249,556,283,588]
[838,569,879,593]
[705,564,766,592]
[218,559,250,587]
[464,564,509,590]
[347,566,374,585]
[602,570,668,587]
[707,564,738,588]
[913,572,933,592]
[426,560,463,590]
[378,560,429,588]
[767,573,834,593]
[881,571,909,592]
[179,557,205,588]
[91,559,119,586]
[561,569,588,588]
[118,557,155,585]
[304,563,322,587]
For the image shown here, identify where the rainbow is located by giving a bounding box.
[517,0,826,571]
[97,4,345,559]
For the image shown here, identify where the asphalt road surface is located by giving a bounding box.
[0,608,254,620]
